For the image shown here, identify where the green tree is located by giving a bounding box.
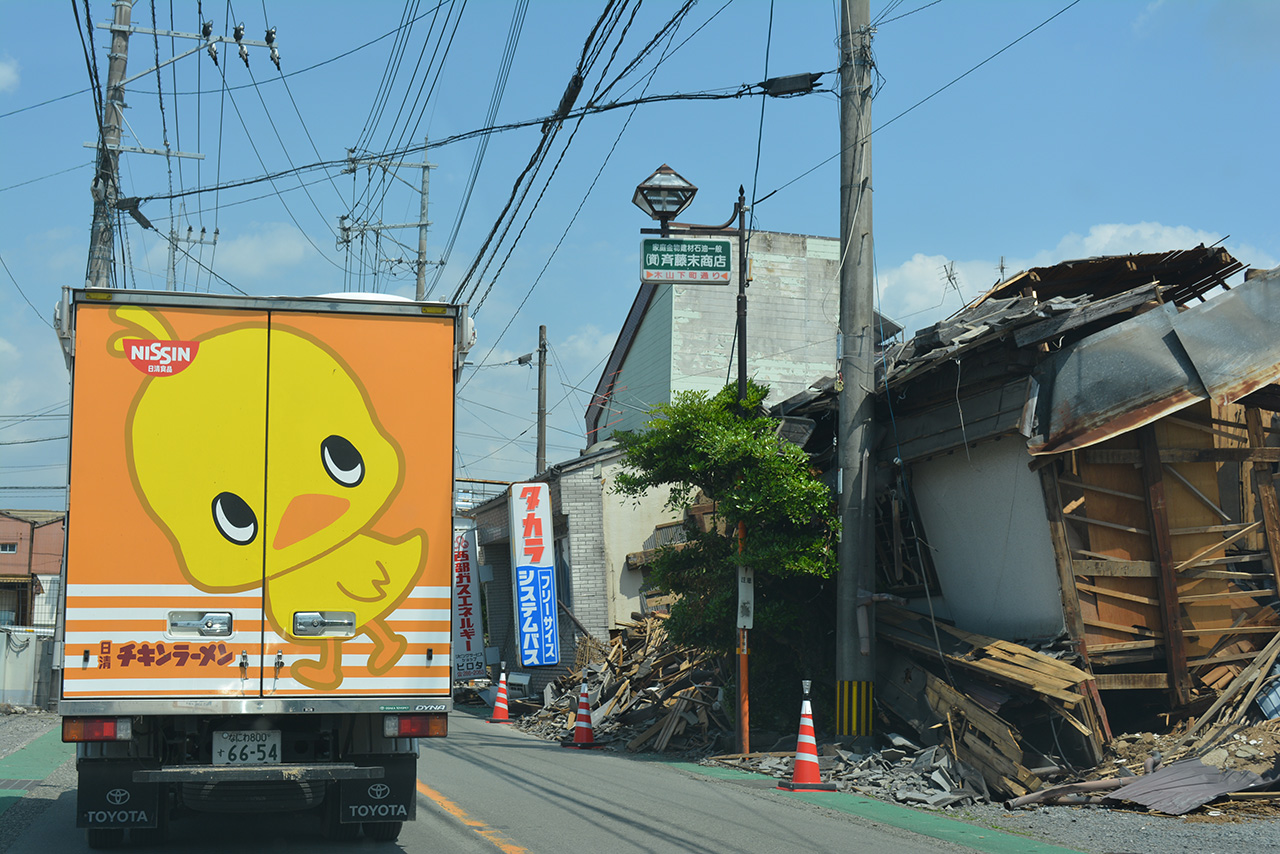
[612,382,839,727]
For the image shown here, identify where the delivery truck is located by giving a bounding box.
[53,288,470,847]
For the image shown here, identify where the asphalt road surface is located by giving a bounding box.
[2,708,1046,853]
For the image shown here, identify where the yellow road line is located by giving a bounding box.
[416,779,528,854]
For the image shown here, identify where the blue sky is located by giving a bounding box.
[2,0,1278,509]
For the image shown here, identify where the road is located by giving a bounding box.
[1,708,1077,853]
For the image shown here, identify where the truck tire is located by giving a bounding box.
[363,821,403,842]
[325,786,360,841]
[86,828,125,849]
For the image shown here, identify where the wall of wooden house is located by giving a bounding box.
[910,437,1067,639]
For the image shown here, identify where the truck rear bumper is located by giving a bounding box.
[134,763,384,783]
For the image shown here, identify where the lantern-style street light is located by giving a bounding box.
[631,164,698,238]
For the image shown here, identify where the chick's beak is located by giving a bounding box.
[273,493,351,550]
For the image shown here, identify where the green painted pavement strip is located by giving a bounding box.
[676,763,1084,854]
[0,727,73,817]
[0,727,73,781]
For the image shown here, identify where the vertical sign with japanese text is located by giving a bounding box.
[509,483,560,667]
[451,528,487,680]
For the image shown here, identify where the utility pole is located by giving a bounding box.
[339,136,435,299]
[536,325,548,474]
[166,203,219,290]
[85,0,134,289]
[84,9,268,290]
[836,0,877,750]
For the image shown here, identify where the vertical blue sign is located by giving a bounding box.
[509,483,560,666]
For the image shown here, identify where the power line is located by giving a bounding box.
[875,0,946,26]
[135,85,762,208]
[0,436,68,446]
[0,253,52,330]
[0,161,94,195]
[754,0,1083,207]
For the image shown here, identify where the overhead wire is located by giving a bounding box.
[353,0,422,156]
[349,0,445,218]
[457,1,695,394]
[448,0,629,306]
[0,253,53,329]
[754,0,1083,208]
[427,0,528,297]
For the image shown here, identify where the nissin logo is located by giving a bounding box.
[125,339,199,376]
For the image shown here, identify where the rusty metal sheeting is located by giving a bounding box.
[1173,267,1280,405]
[1028,302,1209,455]
[1029,271,1280,455]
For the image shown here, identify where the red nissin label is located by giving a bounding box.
[125,340,200,376]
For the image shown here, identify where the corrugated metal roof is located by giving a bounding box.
[1029,268,1280,454]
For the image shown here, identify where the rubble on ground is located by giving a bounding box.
[513,614,733,753]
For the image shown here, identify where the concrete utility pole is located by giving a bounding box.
[836,0,877,750]
[339,136,435,299]
[86,0,134,289]
[536,325,548,474]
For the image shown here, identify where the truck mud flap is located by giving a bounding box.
[336,754,416,824]
[77,762,159,829]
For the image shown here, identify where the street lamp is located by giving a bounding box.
[632,164,698,238]
[632,165,752,755]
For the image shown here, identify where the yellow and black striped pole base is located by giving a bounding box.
[836,680,873,738]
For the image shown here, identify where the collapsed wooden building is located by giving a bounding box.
[778,247,1280,766]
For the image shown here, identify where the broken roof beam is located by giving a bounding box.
[1013,284,1163,348]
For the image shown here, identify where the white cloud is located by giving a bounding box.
[1132,0,1167,34]
[210,223,310,283]
[0,55,18,93]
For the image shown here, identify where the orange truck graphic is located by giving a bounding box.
[57,290,470,845]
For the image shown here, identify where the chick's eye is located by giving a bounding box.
[212,492,258,545]
[321,435,364,487]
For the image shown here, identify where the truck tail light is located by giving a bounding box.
[63,717,133,742]
[383,713,447,738]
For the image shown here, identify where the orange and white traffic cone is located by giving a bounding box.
[487,671,514,724]
[562,681,607,749]
[778,681,836,792]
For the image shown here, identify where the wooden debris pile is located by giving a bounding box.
[515,615,734,754]
[876,605,1105,800]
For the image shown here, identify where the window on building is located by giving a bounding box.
[0,543,17,554]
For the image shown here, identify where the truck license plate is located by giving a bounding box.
[213,730,281,765]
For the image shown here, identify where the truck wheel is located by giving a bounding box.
[363,821,403,842]
[325,788,360,841]
[86,828,125,849]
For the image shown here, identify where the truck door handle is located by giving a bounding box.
[168,611,233,637]
[292,611,357,637]
[239,651,248,679]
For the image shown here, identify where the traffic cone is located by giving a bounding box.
[562,681,607,749]
[487,672,515,724]
[778,688,836,792]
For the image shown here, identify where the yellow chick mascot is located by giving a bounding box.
[117,306,426,691]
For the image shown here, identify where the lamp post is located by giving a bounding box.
[633,165,752,753]
[632,165,748,407]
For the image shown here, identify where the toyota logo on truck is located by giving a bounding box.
[125,339,200,376]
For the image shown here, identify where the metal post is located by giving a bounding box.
[836,0,877,750]
[416,135,430,300]
[86,0,135,289]
[736,185,748,407]
[536,325,547,474]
